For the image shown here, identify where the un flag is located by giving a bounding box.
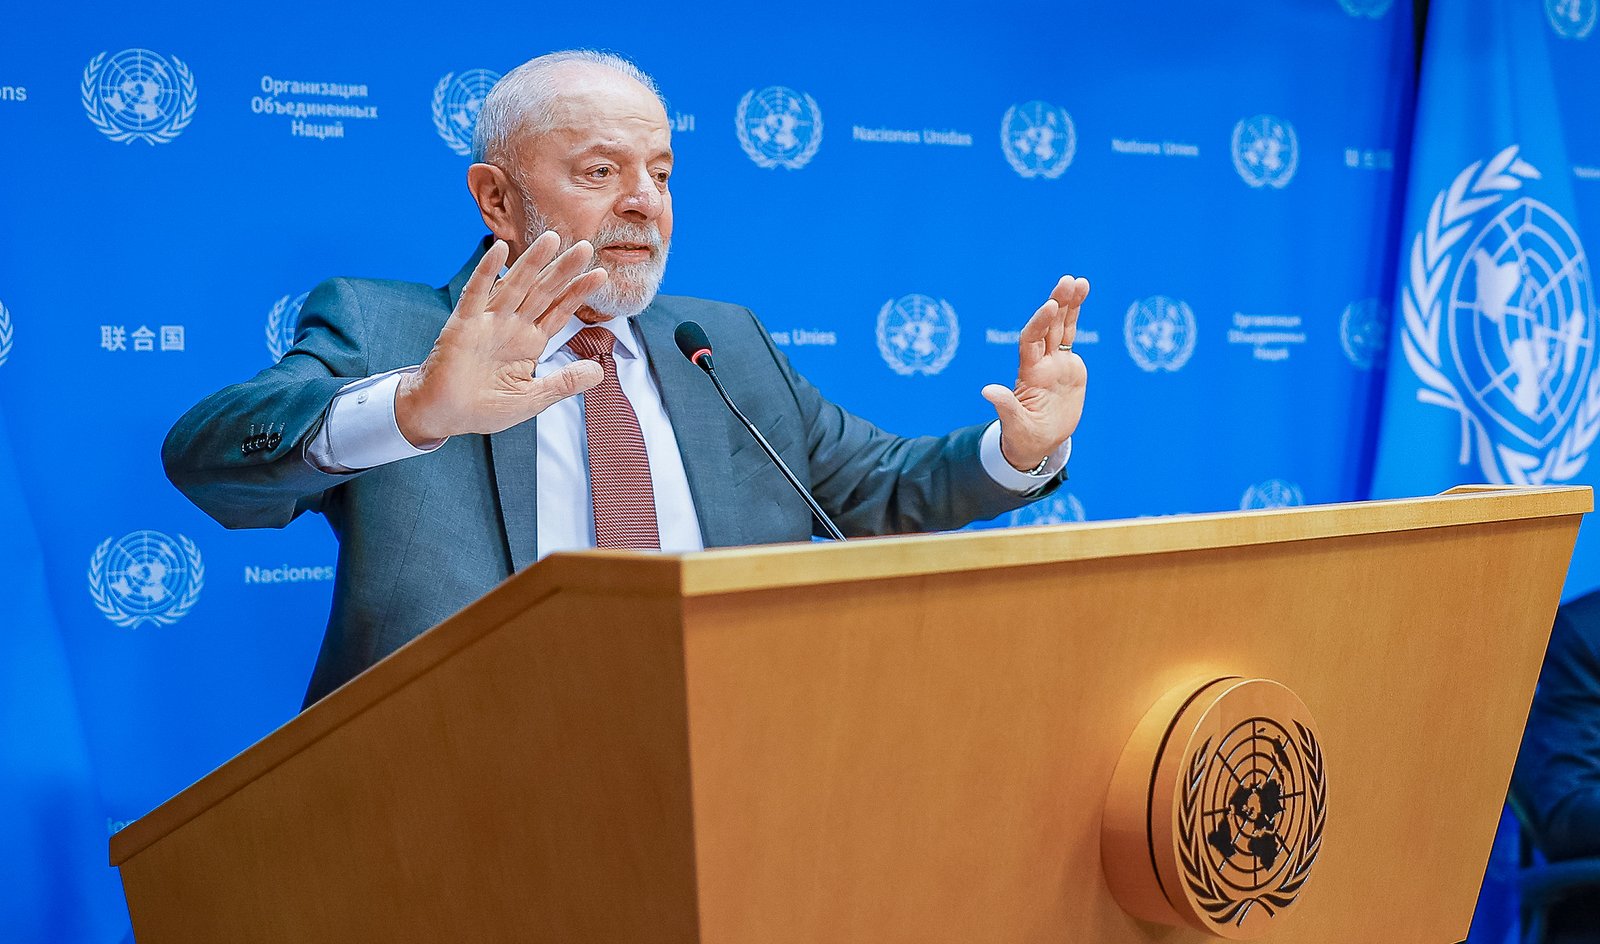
[1372,0,1597,598]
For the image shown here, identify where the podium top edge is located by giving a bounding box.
[579,485,1592,598]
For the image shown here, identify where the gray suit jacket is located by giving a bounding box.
[164,241,1059,705]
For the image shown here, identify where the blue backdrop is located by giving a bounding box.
[4,1,1594,940]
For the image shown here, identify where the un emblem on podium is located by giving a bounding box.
[876,294,959,376]
[1104,678,1328,938]
[1548,0,1597,38]
[432,69,501,156]
[88,530,205,628]
[1231,115,1298,189]
[735,86,823,170]
[1125,295,1197,372]
[1400,145,1599,485]
[266,291,309,362]
[999,100,1075,179]
[81,49,197,145]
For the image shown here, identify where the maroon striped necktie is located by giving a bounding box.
[567,327,661,550]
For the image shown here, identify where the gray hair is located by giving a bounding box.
[471,50,666,164]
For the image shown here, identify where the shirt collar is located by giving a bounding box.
[539,312,642,364]
[495,265,641,364]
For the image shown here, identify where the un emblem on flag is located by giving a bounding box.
[1125,295,1197,372]
[432,69,501,156]
[81,49,197,145]
[1547,0,1597,39]
[1401,145,1600,485]
[876,294,959,375]
[999,101,1075,179]
[87,531,204,628]
[266,291,309,362]
[1231,116,1298,189]
[735,86,823,170]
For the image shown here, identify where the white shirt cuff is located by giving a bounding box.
[979,421,1070,495]
[303,367,443,473]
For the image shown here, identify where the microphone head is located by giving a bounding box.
[674,320,715,372]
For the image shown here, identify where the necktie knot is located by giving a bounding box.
[568,326,617,362]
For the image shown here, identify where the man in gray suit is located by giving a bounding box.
[163,50,1090,707]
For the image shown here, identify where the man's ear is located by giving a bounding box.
[466,163,521,244]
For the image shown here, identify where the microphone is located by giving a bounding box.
[674,321,847,542]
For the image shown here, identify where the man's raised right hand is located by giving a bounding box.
[395,234,608,446]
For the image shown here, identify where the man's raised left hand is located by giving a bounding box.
[982,275,1090,472]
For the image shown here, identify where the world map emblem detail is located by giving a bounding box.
[735,86,823,170]
[876,294,959,376]
[999,100,1076,179]
[81,49,198,145]
[1400,145,1600,484]
[87,530,205,628]
[1125,295,1197,372]
[1231,115,1298,189]
[1103,677,1328,939]
[1547,0,1597,39]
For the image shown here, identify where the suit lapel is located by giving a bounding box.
[635,305,742,548]
[448,238,540,573]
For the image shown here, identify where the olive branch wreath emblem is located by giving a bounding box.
[876,296,960,377]
[265,292,306,362]
[0,301,13,368]
[1177,722,1327,929]
[432,72,474,157]
[999,102,1076,180]
[735,88,824,170]
[87,535,205,629]
[81,51,197,145]
[1400,144,1600,484]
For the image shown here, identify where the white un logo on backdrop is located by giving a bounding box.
[1400,145,1599,485]
[999,101,1075,179]
[0,299,13,368]
[1340,298,1389,370]
[432,68,501,156]
[88,530,204,628]
[735,86,823,169]
[877,294,959,376]
[1008,493,1086,528]
[266,291,309,361]
[1548,0,1598,38]
[1241,479,1305,510]
[1125,295,1197,371]
[81,49,197,145]
[1338,0,1396,18]
[1231,115,1299,189]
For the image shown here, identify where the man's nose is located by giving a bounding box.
[615,174,663,222]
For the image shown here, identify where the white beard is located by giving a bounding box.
[523,204,669,320]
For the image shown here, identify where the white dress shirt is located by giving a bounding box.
[305,321,1069,559]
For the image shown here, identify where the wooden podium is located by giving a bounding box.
[112,486,1589,943]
